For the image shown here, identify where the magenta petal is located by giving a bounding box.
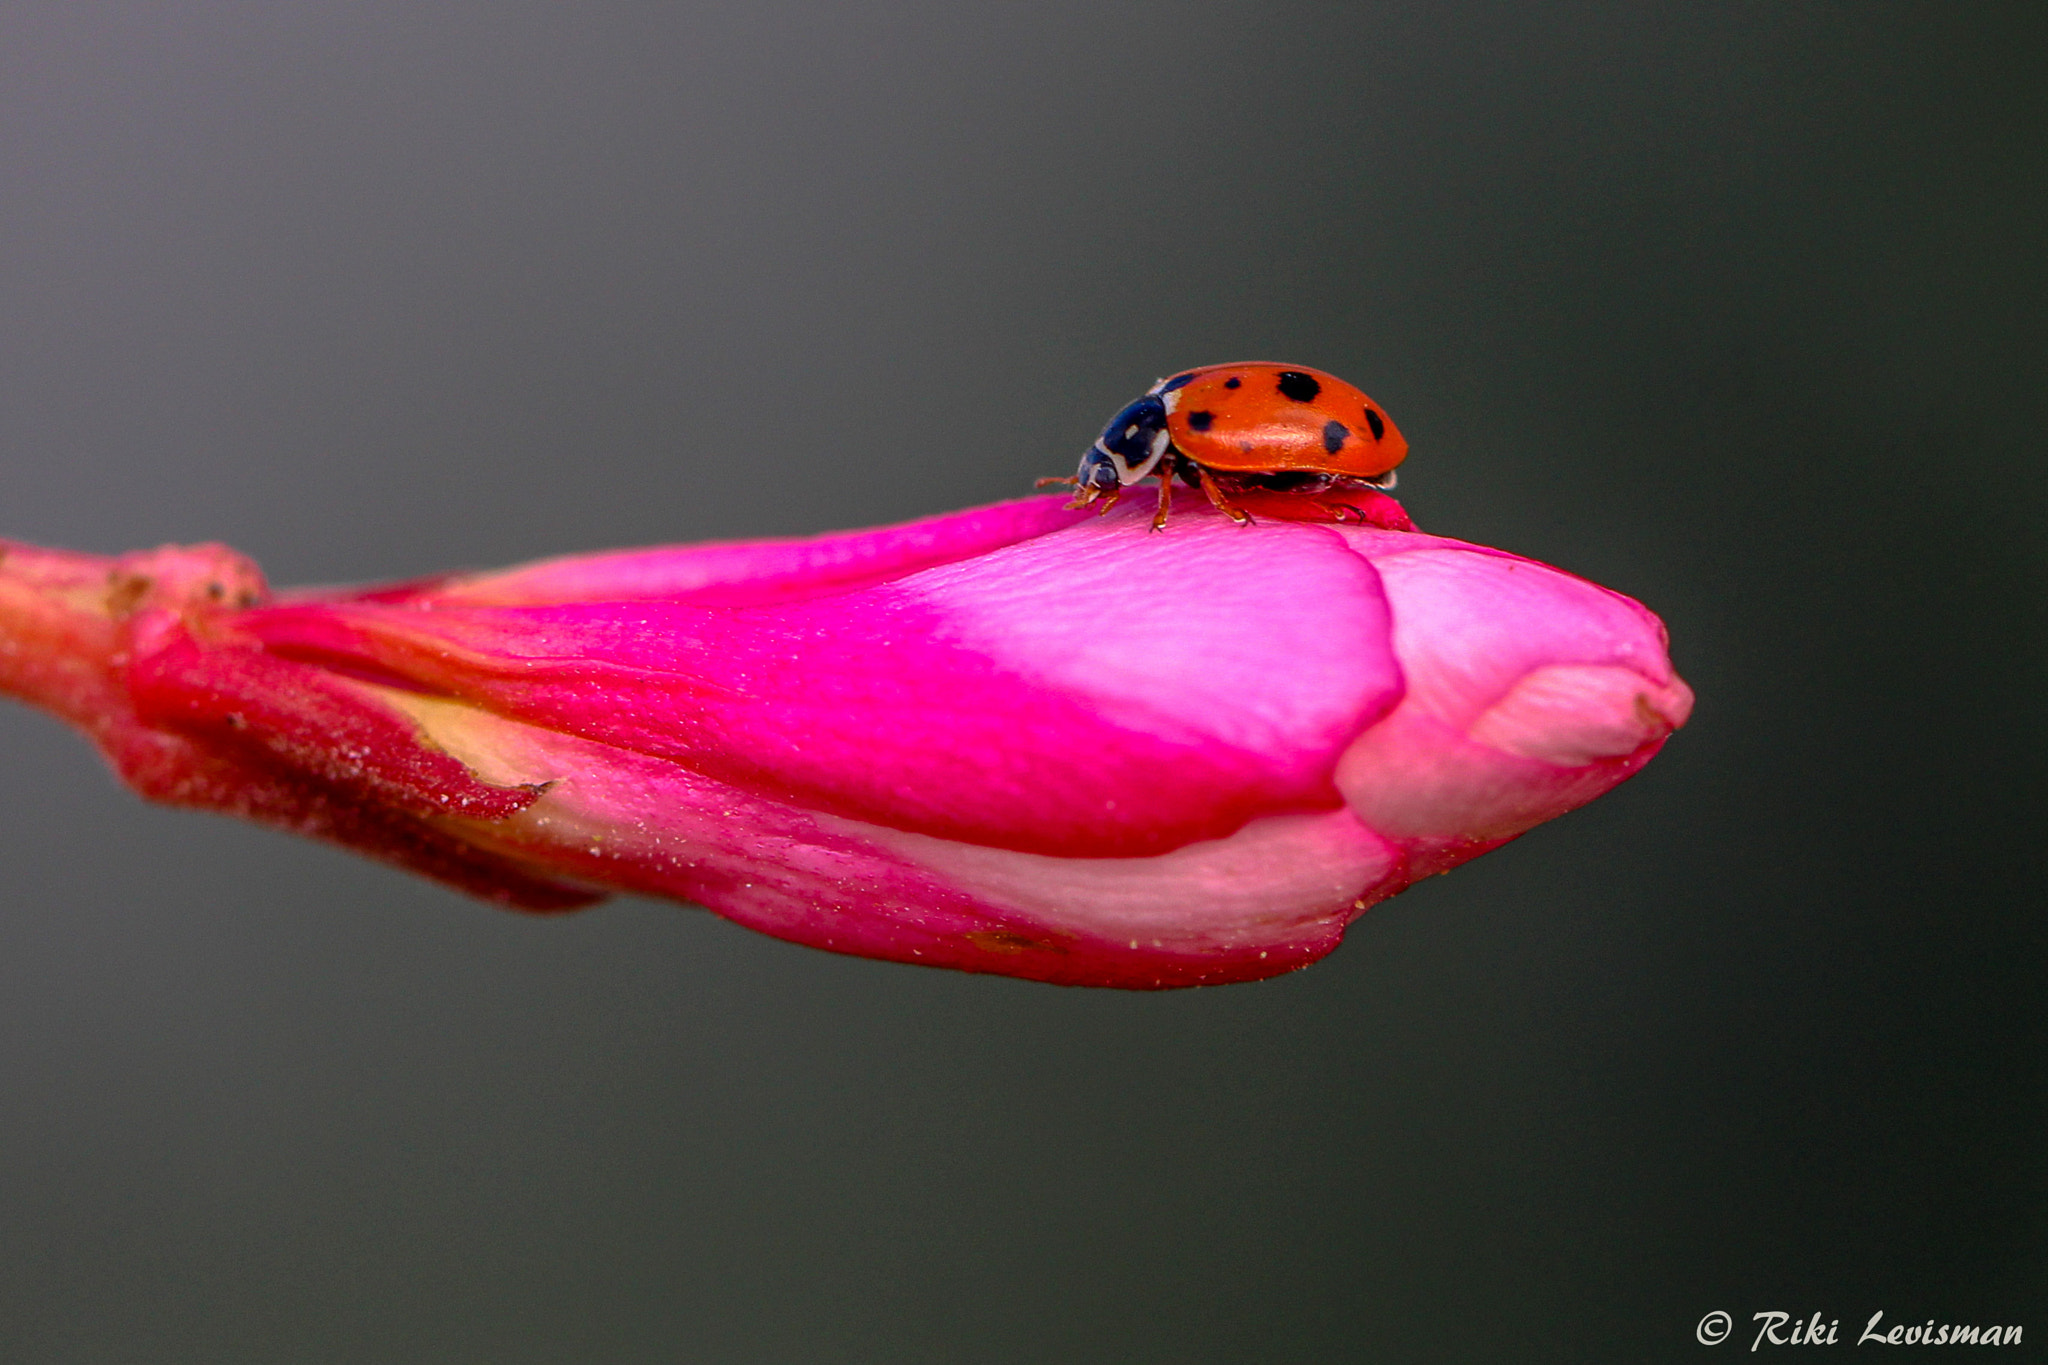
[245,508,1406,857]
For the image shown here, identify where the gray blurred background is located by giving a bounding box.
[1,2,2041,1360]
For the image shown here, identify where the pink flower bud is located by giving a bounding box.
[0,490,1689,988]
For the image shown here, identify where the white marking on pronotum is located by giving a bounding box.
[1117,432,1169,484]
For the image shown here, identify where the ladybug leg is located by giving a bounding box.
[1149,460,1178,531]
[1196,467,1254,526]
[1035,475,1077,488]
[1046,480,1118,514]
[1322,476,1386,523]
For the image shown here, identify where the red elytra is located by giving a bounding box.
[1165,363,1406,479]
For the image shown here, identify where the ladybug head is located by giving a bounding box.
[1075,446,1121,491]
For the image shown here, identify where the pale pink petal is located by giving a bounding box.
[852,808,1401,966]
[1332,537,1693,852]
[1469,663,1695,766]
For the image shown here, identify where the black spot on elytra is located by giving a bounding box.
[1159,372,1196,392]
[1223,376,1241,389]
[1188,411,1215,432]
[1322,420,1349,454]
[1276,370,1321,403]
[1363,406,1386,440]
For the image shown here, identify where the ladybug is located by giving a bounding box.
[1039,363,1407,530]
